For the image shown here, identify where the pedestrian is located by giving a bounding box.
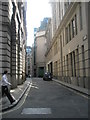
[1,70,16,104]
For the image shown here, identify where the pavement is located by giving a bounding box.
[0,77,89,113]
[0,78,32,112]
[53,79,89,96]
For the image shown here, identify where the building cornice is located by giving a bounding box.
[45,2,78,56]
[36,30,46,38]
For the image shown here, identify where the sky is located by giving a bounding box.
[26,0,52,47]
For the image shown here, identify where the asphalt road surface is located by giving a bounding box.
[2,78,88,119]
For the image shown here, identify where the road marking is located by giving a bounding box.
[21,108,51,115]
[1,82,32,115]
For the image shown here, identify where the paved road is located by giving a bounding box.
[2,78,88,119]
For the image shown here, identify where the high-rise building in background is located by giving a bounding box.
[0,0,27,88]
[26,46,32,77]
[32,28,38,77]
[33,18,50,77]
[37,18,50,32]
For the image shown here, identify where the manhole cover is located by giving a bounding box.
[21,108,51,114]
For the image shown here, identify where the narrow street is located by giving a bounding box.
[0,1,90,120]
[2,78,88,119]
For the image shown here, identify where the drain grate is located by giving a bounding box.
[21,108,51,114]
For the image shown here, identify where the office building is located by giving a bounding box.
[45,2,90,89]
[0,0,27,88]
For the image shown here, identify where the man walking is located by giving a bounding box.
[1,70,16,104]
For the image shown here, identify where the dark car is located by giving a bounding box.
[43,72,52,81]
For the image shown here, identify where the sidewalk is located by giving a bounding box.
[53,79,89,96]
[0,78,32,112]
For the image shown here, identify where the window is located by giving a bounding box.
[65,15,77,44]
[72,18,76,38]
[66,55,68,76]
[63,56,66,76]
[64,3,67,13]
[66,27,68,44]
[79,3,83,30]
[64,2,70,13]
[70,51,76,77]
[76,48,80,76]
[70,53,73,76]
[68,23,71,41]
[28,70,30,74]
[75,15,77,35]
[67,0,71,5]
[65,23,71,44]
[56,61,58,77]
[82,45,86,77]
[72,14,77,38]
[73,51,76,77]
[28,66,30,69]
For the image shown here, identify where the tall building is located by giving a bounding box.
[37,18,50,32]
[34,18,50,77]
[26,46,32,77]
[32,28,38,77]
[45,2,90,89]
[0,0,27,88]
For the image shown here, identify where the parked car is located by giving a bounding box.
[43,72,52,81]
[29,75,31,78]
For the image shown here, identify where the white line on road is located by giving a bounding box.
[21,108,51,115]
[2,82,32,115]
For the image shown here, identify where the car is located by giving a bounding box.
[28,75,31,78]
[43,72,52,81]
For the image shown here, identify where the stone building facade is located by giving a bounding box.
[33,18,50,77]
[32,28,38,77]
[45,2,90,89]
[26,46,32,77]
[35,31,47,77]
[0,0,27,89]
